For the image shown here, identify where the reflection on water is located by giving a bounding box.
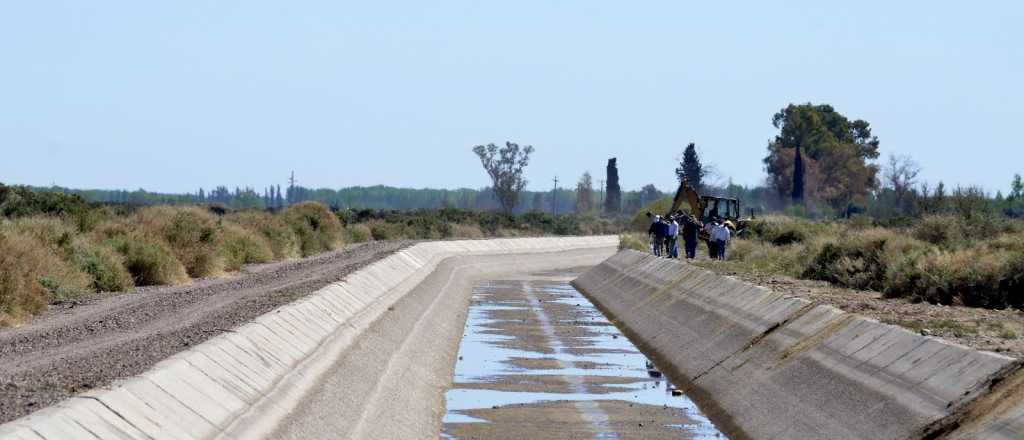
[442,279,724,439]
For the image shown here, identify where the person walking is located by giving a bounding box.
[666,216,680,259]
[681,213,701,259]
[711,219,731,260]
[703,218,717,259]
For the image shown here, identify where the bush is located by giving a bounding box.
[0,228,94,325]
[68,237,134,292]
[344,224,374,243]
[226,211,301,259]
[133,206,224,277]
[7,217,133,293]
[746,216,819,246]
[367,220,407,241]
[220,223,274,270]
[281,202,344,257]
[92,221,189,286]
[885,248,1008,308]
[618,233,648,251]
[449,223,484,239]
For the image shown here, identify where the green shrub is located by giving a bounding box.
[134,206,224,277]
[281,202,344,257]
[0,228,93,325]
[226,211,301,259]
[220,223,274,270]
[367,220,407,241]
[93,221,189,286]
[746,216,819,246]
[68,238,134,292]
[344,224,374,243]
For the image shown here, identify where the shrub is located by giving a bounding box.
[449,223,484,239]
[884,247,1009,308]
[220,223,274,270]
[133,206,224,277]
[746,216,819,246]
[226,211,301,259]
[0,228,93,325]
[344,224,374,243]
[281,202,344,257]
[629,197,674,231]
[618,233,647,251]
[8,217,133,293]
[367,220,407,241]
[92,221,189,286]
[67,237,134,292]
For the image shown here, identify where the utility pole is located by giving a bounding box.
[552,176,559,216]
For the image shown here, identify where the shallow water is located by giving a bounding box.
[441,277,725,439]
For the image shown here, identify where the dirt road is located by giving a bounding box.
[0,241,407,424]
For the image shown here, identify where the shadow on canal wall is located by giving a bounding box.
[572,250,1024,440]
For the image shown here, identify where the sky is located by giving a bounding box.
[1,1,1021,195]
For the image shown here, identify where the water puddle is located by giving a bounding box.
[442,276,725,439]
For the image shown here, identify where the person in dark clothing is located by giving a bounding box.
[703,217,718,259]
[647,215,668,256]
[681,213,701,259]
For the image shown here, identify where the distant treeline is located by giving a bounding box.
[28,184,669,215]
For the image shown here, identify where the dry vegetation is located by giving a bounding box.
[0,201,346,326]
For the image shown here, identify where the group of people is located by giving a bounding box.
[646,211,731,260]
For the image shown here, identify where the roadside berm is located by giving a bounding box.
[572,250,1024,440]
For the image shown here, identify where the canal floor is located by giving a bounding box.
[441,271,724,439]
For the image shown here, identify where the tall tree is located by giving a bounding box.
[575,172,594,213]
[639,184,660,207]
[675,143,705,192]
[472,142,535,213]
[883,154,921,211]
[792,145,805,203]
[604,158,621,214]
[764,103,880,209]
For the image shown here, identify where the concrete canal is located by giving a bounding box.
[441,271,725,439]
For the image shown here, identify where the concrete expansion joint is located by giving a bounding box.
[915,359,1024,440]
[70,395,147,438]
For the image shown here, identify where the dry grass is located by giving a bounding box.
[132,206,225,277]
[0,228,93,325]
[449,223,484,239]
[92,220,190,287]
[225,211,301,259]
[220,223,274,270]
[281,202,344,257]
[344,224,374,243]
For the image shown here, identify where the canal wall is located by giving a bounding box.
[571,250,1024,440]
[0,237,617,440]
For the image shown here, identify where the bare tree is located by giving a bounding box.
[883,154,921,209]
[575,172,594,213]
[472,142,535,213]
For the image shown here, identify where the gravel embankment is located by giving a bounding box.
[0,241,408,424]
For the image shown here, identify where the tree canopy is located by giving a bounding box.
[764,103,880,209]
[472,142,535,213]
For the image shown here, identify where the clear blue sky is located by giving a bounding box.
[2,1,1021,194]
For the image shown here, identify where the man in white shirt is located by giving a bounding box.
[711,219,731,260]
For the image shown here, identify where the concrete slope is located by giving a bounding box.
[0,236,617,440]
[571,250,1023,440]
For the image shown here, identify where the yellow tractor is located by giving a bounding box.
[664,179,749,237]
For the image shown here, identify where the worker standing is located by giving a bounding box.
[681,213,701,259]
[711,219,731,260]
[648,215,667,257]
[666,216,680,259]
[703,218,717,259]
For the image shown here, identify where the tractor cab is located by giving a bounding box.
[700,196,740,226]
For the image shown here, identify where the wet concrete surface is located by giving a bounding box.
[442,272,725,439]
